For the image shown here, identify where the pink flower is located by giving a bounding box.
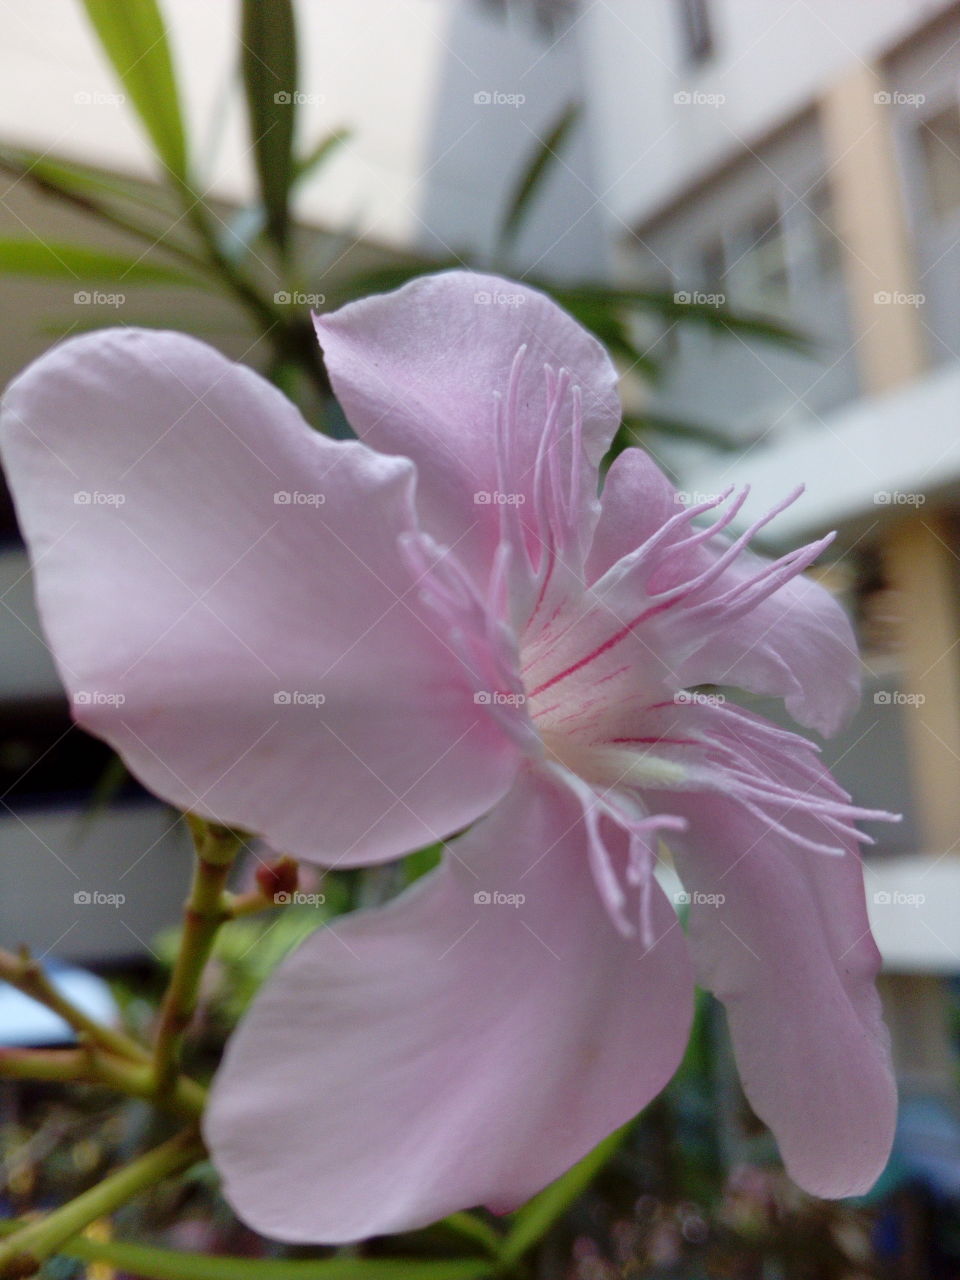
[0,272,896,1243]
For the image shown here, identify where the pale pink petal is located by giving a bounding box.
[0,330,519,864]
[316,272,621,595]
[648,729,896,1197]
[204,768,694,1243]
[586,449,860,735]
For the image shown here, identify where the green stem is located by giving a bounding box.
[153,819,243,1094]
[0,1129,205,1279]
[0,1047,206,1120]
[0,948,147,1063]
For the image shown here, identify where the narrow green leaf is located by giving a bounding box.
[0,150,210,273]
[293,129,351,185]
[79,0,189,182]
[440,1212,502,1257]
[500,1125,630,1264]
[240,0,298,251]
[0,239,193,284]
[499,101,581,250]
[546,284,814,352]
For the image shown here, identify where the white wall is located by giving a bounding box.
[581,0,956,228]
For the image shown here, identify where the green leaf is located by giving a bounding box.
[0,239,193,284]
[294,129,351,185]
[440,1213,503,1258]
[0,150,211,276]
[500,1124,630,1264]
[79,0,189,183]
[499,101,581,251]
[59,1239,496,1280]
[546,284,814,353]
[240,0,298,251]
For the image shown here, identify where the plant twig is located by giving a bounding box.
[153,818,244,1094]
[0,1128,205,1279]
[0,948,147,1063]
[0,1048,205,1120]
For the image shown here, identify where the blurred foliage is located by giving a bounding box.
[0,0,811,452]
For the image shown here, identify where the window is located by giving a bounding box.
[678,0,714,64]
[728,203,789,307]
[918,103,960,219]
[804,180,840,277]
[698,237,726,292]
[477,0,578,36]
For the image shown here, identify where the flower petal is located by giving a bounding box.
[651,743,896,1198]
[204,767,694,1243]
[586,449,860,735]
[316,272,621,595]
[0,330,519,864]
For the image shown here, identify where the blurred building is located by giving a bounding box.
[572,0,960,1179]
